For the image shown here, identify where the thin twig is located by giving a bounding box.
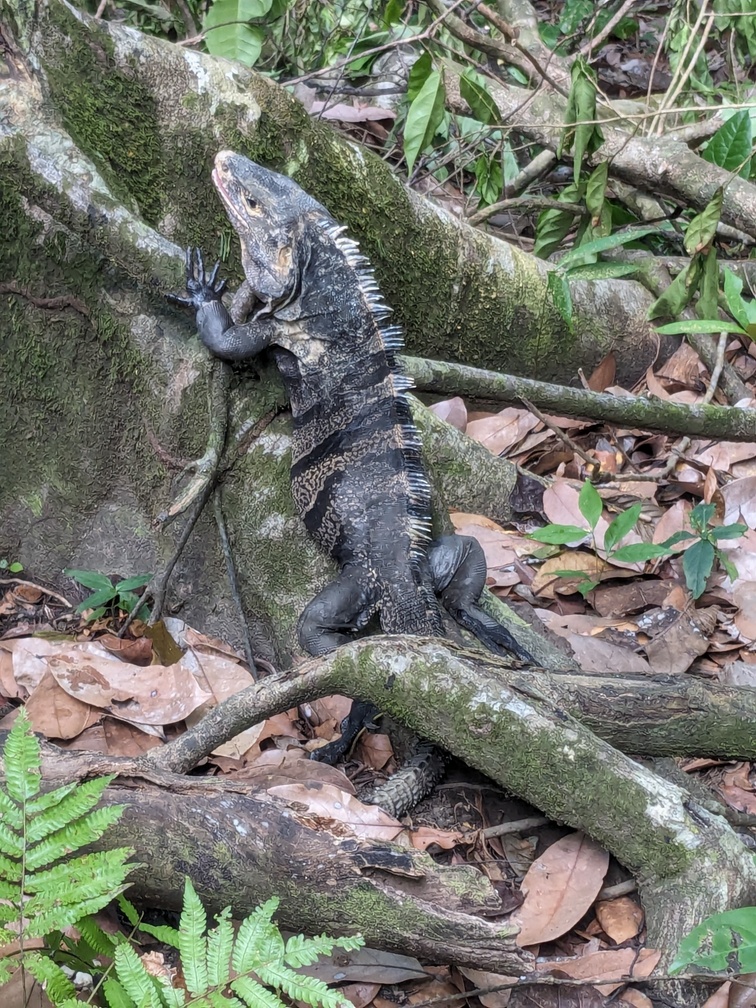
[579,0,640,56]
[467,195,587,227]
[519,395,599,472]
[0,579,71,608]
[212,485,259,681]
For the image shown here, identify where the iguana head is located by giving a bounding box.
[213,151,328,303]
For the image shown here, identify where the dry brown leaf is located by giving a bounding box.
[98,633,154,664]
[24,670,102,739]
[591,580,672,617]
[409,826,465,851]
[729,973,756,1008]
[466,409,539,456]
[266,782,403,840]
[689,440,756,472]
[451,514,539,587]
[587,354,616,392]
[645,366,670,400]
[535,611,653,673]
[536,947,660,995]
[296,945,427,986]
[721,661,756,687]
[357,730,394,770]
[700,982,731,1008]
[429,397,468,431]
[656,342,704,385]
[458,968,515,1008]
[44,652,212,725]
[642,606,717,675]
[595,897,644,943]
[339,982,381,1008]
[618,990,654,1008]
[237,748,356,793]
[731,583,756,641]
[530,552,612,598]
[722,476,756,528]
[515,832,610,947]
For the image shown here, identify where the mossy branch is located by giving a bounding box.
[404,355,756,442]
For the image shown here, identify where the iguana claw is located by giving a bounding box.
[166,247,227,310]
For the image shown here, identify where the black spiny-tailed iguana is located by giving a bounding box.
[172,150,531,665]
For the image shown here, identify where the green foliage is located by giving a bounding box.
[64,568,152,623]
[0,558,23,574]
[0,710,132,998]
[530,490,745,598]
[702,109,753,176]
[203,0,270,67]
[672,907,756,973]
[403,70,446,175]
[558,58,603,183]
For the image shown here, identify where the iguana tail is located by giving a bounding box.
[447,602,534,663]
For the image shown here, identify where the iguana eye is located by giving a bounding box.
[244,194,258,210]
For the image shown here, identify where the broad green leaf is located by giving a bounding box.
[63,568,113,592]
[460,70,499,125]
[403,70,445,175]
[75,586,116,613]
[702,109,752,175]
[382,0,404,27]
[8,562,22,573]
[723,268,752,331]
[659,530,696,548]
[559,0,592,33]
[115,574,152,592]
[604,503,642,554]
[529,524,589,544]
[690,502,717,529]
[684,189,723,255]
[578,481,602,529]
[533,182,583,260]
[697,247,719,321]
[585,162,608,220]
[647,260,701,320]
[654,320,746,336]
[406,51,432,102]
[571,58,601,180]
[565,262,638,281]
[203,0,269,67]
[672,908,756,973]
[718,552,739,582]
[558,226,659,269]
[474,153,503,207]
[682,539,715,599]
[710,523,747,540]
[547,270,572,326]
[611,543,673,562]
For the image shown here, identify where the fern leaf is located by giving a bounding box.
[26,776,117,843]
[0,819,24,858]
[0,851,22,881]
[25,805,125,870]
[231,974,286,1008]
[25,846,134,896]
[208,993,246,1008]
[3,710,41,801]
[255,963,343,1008]
[25,886,131,939]
[113,943,163,1008]
[75,913,119,957]
[206,906,234,989]
[25,779,79,815]
[102,975,140,1008]
[0,789,22,829]
[0,898,21,922]
[178,878,208,995]
[232,898,279,974]
[23,949,78,1002]
[0,956,16,986]
[138,922,181,948]
[156,981,188,1007]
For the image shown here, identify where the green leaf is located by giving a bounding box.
[115,574,152,592]
[558,226,659,269]
[406,52,432,102]
[723,268,752,331]
[179,878,208,995]
[682,539,715,599]
[702,109,752,175]
[533,182,583,260]
[460,70,499,125]
[611,543,674,562]
[578,481,603,530]
[709,523,747,540]
[684,189,723,255]
[474,153,503,207]
[647,260,702,320]
[547,270,572,326]
[75,586,117,613]
[660,530,696,548]
[718,552,739,582]
[8,562,22,573]
[203,0,270,67]
[672,908,756,973]
[529,524,589,544]
[690,502,717,529]
[63,569,114,592]
[584,162,608,220]
[403,70,446,175]
[565,262,638,281]
[654,319,747,336]
[382,0,404,27]
[603,503,642,554]
[697,247,719,321]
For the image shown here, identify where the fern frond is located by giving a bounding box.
[0,819,24,858]
[255,963,343,1008]
[103,975,140,1008]
[3,710,41,801]
[0,956,16,986]
[0,788,23,829]
[25,847,134,897]
[208,993,245,1008]
[283,933,361,969]
[0,878,21,900]
[25,886,131,939]
[26,776,116,843]
[25,779,79,815]
[231,898,279,975]
[0,851,22,881]
[25,805,125,871]
[231,974,285,1008]
[178,878,208,995]
[138,922,181,948]
[75,913,120,957]
[23,949,78,1002]
[113,943,164,1008]
[206,907,234,989]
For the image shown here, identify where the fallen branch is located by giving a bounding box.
[404,355,756,441]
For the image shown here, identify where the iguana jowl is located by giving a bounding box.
[175,150,529,661]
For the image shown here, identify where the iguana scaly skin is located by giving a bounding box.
[173,150,530,663]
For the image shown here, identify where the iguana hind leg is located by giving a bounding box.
[298,567,377,656]
[428,535,533,662]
